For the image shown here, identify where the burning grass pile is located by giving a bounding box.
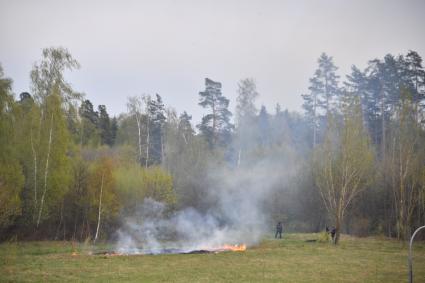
[91,243,247,256]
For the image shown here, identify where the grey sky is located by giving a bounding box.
[1,0,424,124]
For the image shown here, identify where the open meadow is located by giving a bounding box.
[1,233,425,283]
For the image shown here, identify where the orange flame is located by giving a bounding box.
[215,244,247,252]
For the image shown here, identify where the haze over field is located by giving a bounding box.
[1,0,425,124]
[1,0,425,263]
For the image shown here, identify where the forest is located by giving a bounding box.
[1,47,425,245]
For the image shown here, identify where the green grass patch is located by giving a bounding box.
[1,233,424,282]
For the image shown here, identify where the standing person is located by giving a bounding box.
[330,227,336,243]
[275,222,283,239]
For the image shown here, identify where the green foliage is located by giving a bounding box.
[163,113,212,209]
[0,65,24,230]
[317,231,331,243]
[36,87,71,226]
[1,47,425,243]
[88,157,120,238]
[30,47,81,105]
[0,162,24,230]
[115,163,175,214]
[79,100,100,147]
[14,92,42,227]
[98,105,113,146]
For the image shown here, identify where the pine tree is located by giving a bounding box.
[403,51,425,119]
[302,53,340,147]
[79,100,99,146]
[197,78,233,147]
[110,117,118,146]
[235,78,259,166]
[235,78,259,125]
[98,105,112,146]
[316,53,340,113]
[147,94,166,165]
[178,111,194,140]
[66,105,80,144]
[257,105,270,146]
[366,55,402,157]
[344,66,376,129]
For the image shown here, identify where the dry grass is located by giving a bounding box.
[1,233,424,282]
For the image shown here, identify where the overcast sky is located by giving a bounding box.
[1,0,424,123]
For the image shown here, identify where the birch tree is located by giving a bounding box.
[89,157,118,242]
[144,96,150,168]
[15,93,41,223]
[29,47,80,227]
[36,85,71,228]
[314,96,374,244]
[385,89,424,240]
[127,96,146,166]
[31,47,81,105]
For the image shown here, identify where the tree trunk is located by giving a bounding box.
[37,113,53,228]
[212,100,217,146]
[145,117,150,168]
[30,128,38,211]
[160,131,164,164]
[381,88,386,160]
[313,92,317,147]
[135,113,142,166]
[73,214,77,241]
[94,172,104,244]
[334,215,341,245]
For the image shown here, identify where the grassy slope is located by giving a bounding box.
[1,233,424,282]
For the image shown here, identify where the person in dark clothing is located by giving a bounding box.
[330,227,336,242]
[275,222,283,239]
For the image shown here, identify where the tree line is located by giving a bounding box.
[0,47,424,243]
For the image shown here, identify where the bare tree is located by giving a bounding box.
[314,97,374,244]
[386,91,423,240]
[142,95,151,168]
[127,96,144,166]
[94,172,104,244]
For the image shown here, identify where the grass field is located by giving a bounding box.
[1,233,425,282]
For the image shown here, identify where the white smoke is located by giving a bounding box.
[116,148,300,254]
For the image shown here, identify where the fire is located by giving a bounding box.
[215,244,247,252]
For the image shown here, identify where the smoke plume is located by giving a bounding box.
[115,147,300,254]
